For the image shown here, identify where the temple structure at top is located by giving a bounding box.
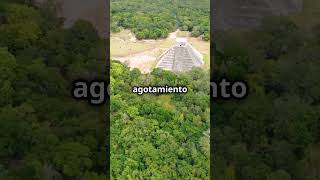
[156,38,204,72]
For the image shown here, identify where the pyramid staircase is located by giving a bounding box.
[157,48,175,70]
[174,46,195,71]
[156,43,203,72]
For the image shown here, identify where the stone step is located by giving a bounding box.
[157,42,203,71]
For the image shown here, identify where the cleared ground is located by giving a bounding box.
[111,29,210,73]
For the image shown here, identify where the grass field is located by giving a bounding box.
[110,30,175,57]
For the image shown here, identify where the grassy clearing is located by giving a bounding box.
[177,31,190,37]
[110,40,156,57]
[111,30,175,57]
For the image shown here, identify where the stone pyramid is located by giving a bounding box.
[156,38,204,72]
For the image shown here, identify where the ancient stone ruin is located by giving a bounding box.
[156,38,204,72]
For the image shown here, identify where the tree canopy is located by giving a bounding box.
[212,14,320,180]
[111,0,210,40]
[110,62,210,179]
[0,1,107,179]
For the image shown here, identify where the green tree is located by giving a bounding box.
[0,80,14,106]
[0,106,33,158]
[83,172,107,180]
[267,170,291,180]
[53,142,92,178]
[0,47,17,83]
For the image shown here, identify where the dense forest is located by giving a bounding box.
[5,0,320,180]
[212,14,320,179]
[111,0,210,40]
[0,1,107,179]
[110,62,210,179]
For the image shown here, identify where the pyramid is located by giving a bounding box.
[156,38,204,72]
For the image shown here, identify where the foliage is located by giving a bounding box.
[0,1,107,179]
[53,142,92,178]
[111,0,210,40]
[110,62,210,179]
[213,15,320,180]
